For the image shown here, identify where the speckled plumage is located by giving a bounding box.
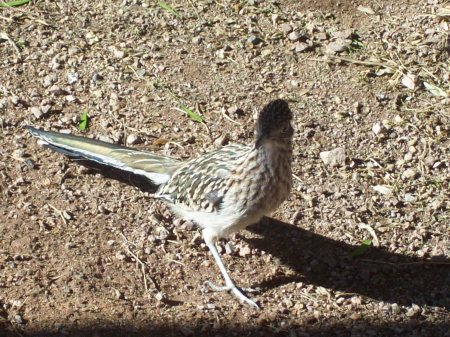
[27,99,294,308]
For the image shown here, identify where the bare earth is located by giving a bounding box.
[1,0,449,336]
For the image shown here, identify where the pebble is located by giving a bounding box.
[14,314,23,324]
[315,32,328,40]
[247,35,262,45]
[294,42,309,53]
[11,95,20,105]
[325,39,350,54]
[97,135,114,143]
[43,75,55,88]
[402,168,417,179]
[405,304,420,317]
[12,149,25,161]
[155,291,167,301]
[111,47,125,59]
[192,36,202,44]
[126,134,141,145]
[280,23,293,34]
[372,122,382,135]
[332,29,353,39]
[30,106,43,119]
[319,147,346,167]
[225,242,234,255]
[288,31,301,41]
[238,245,251,257]
[404,193,416,202]
[401,74,417,90]
[67,72,79,85]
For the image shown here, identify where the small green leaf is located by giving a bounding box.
[157,0,181,18]
[0,0,30,7]
[350,239,372,258]
[79,109,89,131]
[181,105,203,123]
[423,82,448,97]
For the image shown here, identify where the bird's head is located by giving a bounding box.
[255,99,294,148]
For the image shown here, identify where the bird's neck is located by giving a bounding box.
[256,139,292,171]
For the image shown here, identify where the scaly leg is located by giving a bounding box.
[204,239,260,309]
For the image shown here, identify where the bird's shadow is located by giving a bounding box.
[246,218,449,309]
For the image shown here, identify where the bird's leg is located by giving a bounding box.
[204,239,260,309]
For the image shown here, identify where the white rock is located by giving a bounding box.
[372,185,392,195]
[402,168,417,179]
[401,74,417,90]
[320,147,346,167]
[372,122,382,135]
[30,106,43,119]
[126,134,141,145]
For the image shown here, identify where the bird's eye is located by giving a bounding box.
[281,124,293,135]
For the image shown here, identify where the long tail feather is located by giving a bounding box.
[26,126,181,185]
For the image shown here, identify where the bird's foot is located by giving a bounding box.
[206,281,260,309]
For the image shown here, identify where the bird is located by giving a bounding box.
[26,99,294,308]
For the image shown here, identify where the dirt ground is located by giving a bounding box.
[1,0,449,336]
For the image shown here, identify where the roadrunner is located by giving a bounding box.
[26,99,294,308]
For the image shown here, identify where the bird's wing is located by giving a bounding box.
[26,126,181,185]
[156,144,251,211]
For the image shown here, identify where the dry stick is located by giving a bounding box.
[120,232,158,291]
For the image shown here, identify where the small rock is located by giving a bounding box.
[405,304,420,317]
[391,303,401,314]
[372,185,392,195]
[247,35,262,45]
[225,242,234,255]
[107,240,115,246]
[280,23,293,34]
[115,251,127,260]
[110,47,125,59]
[424,155,435,167]
[288,31,301,41]
[357,5,375,15]
[92,73,103,82]
[332,29,353,39]
[126,134,141,145]
[402,168,417,180]
[114,289,124,299]
[372,122,382,135]
[404,193,416,202]
[14,314,23,324]
[65,95,77,103]
[30,106,43,119]
[192,36,202,44]
[401,74,417,90]
[155,292,167,301]
[214,134,229,146]
[65,242,76,249]
[12,149,25,161]
[315,32,328,40]
[97,135,114,143]
[294,42,309,53]
[325,39,350,54]
[238,245,251,257]
[43,75,55,88]
[11,95,20,105]
[67,72,79,85]
[49,85,66,96]
[319,147,346,167]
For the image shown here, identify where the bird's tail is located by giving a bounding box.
[26,126,181,185]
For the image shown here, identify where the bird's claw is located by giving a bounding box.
[206,280,260,309]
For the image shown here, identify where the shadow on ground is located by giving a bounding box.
[247,218,450,309]
[3,319,450,337]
